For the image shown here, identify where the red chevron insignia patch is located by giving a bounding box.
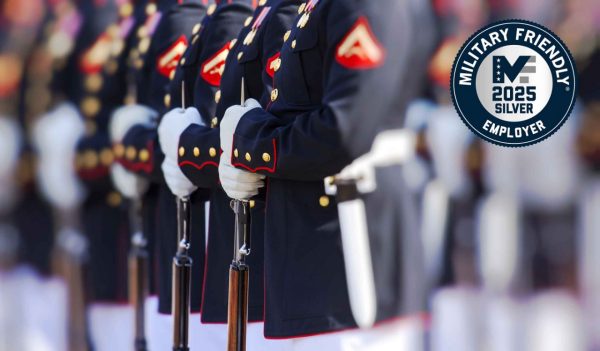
[335,17,385,70]
[157,35,188,78]
[200,41,231,86]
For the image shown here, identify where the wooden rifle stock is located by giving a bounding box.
[227,200,251,351]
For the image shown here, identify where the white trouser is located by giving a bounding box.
[88,303,134,351]
[286,316,424,351]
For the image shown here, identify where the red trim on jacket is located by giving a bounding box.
[231,138,277,173]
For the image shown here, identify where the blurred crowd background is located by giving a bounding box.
[0,0,599,350]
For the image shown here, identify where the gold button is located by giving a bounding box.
[207,4,216,15]
[209,147,217,157]
[164,94,171,107]
[243,29,256,45]
[273,58,281,72]
[297,12,309,28]
[192,23,201,35]
[85,73,103,92]
[249,200,256,208]
[169,70,176,80]
[180,57,186,65]
[211,117,218,128]
[114,144,125,158]
[244,16,253,27]
[259,0,266,5]
[291,40,296,49]
[270,88,278,102]
[234,149,239,158]
[245,152,251,162]
[81,96,100,117]
[111,39,124,56]
[138,37,150,54]
[215,90,221,103]
[179,146,185,157]
[139,149,150,162]
[145,3,157,16]
[262,153,271,162]
[319,196,330,207]
[126,146,137,161]
[84,150,98,169]
[237,52,243,60]
[193,147,200,157]
[137,26,147,38]
[100,148,114,166]
[283,30,291,42]
[298,2,306,13]
[119,3,133,17]
[107,192,122,207]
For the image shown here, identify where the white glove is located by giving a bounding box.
[219,98,264,200]
[161,157,197,198]
[158,107,203,161]
[32,103,85,210]
[110,163,149,199]
[0,116,21,177]
[220,98,261,156]
[109,104,158,143]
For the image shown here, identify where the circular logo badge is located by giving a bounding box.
[451,20,577,147]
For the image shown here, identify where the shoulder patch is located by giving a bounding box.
[335,17,385,70]
[200,41,232,87]
[157,35,188,78]
[266,52,280,78]
[80,33,112,74]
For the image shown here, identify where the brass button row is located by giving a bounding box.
[77,148,115,169]
[233,149,272,163]
[180,146,218,158]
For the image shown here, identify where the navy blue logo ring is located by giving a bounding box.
[451,19,577,147]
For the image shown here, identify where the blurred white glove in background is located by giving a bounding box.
[32,102,85,210]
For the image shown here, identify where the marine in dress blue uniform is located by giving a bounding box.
[174,0,299,325]
[115,0,208,314]
[220,0,437,338]
[67,0,132,305]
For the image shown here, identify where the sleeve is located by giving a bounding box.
[116,125,165,184]
[76,133,115,194]
[177,124,221,188]
[231,0,438,180]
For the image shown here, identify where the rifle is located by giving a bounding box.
[128,199,148,351]
[172,82,193,351]
[52,208,90,351]
[226,78,251,351]
[227,200,250,351]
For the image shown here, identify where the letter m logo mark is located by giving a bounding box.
[493,55,532,83]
